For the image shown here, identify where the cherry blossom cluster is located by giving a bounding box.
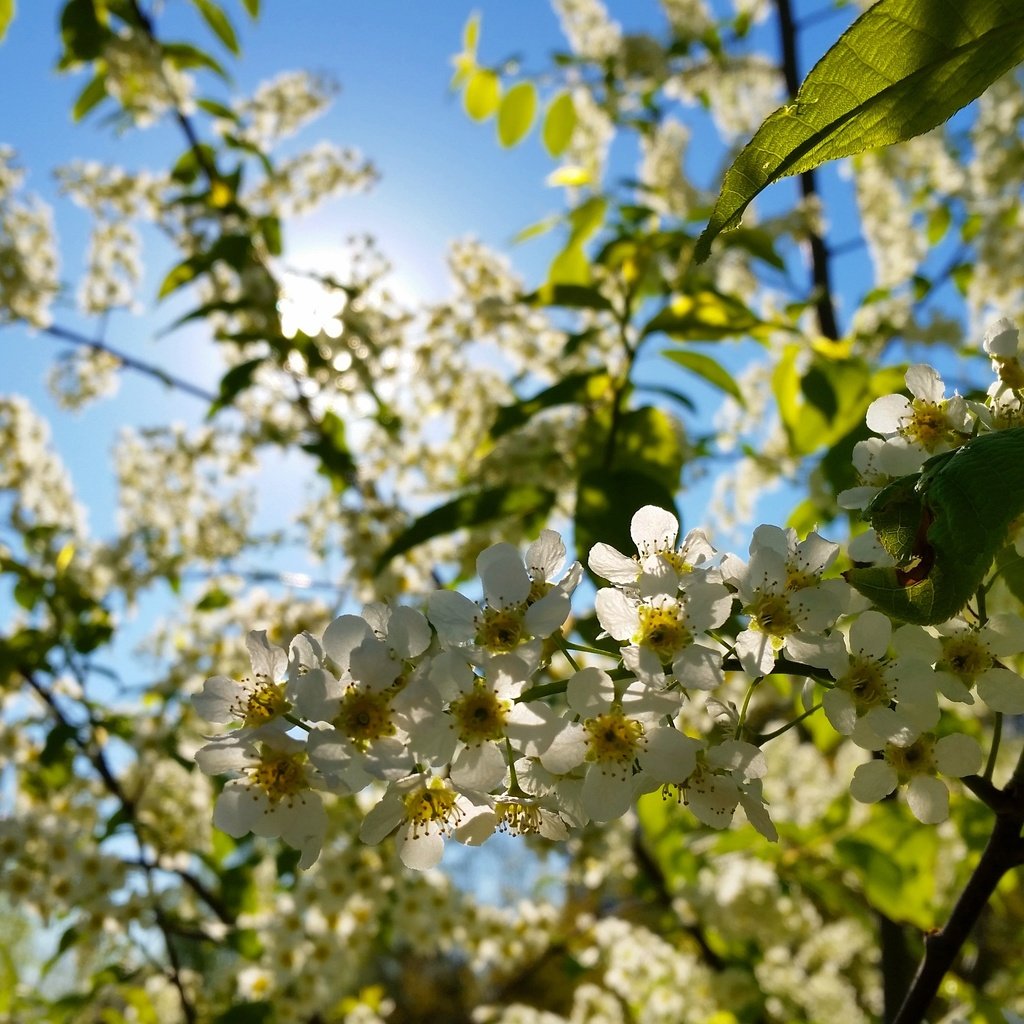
[194,335,1024,870]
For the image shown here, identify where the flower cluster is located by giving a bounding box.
[195,338,1024,865]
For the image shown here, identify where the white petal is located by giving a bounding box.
[359,794,405,845]
[588,543,640,585]
[524,588,570,637]
[849,760,896,803]
[426,590,479,644]
[977,668,1024,714]
[398,827,445,870]
[582,765,633,822]
[388,605,432,658]
[525,529,565,579]
[906,774,949,824]
[246,630,287,681]
[594,587,639,642]
[866,393,911,435]
[640,727,698,782]
[567,667,616,715]
[630,505,678,556]
[478,544,531,608]
[213,782,263,837]
[193,676,243,724]
[451,743,506,791]
[323,614,373,670]
[540,723,588,775]
[849,610,892,659]
[905,363,944,402]
[933,733,983,777]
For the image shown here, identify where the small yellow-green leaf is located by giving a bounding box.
[72,72,107,121]
[0,0,15,44]
[546,165,592,187]
[695,0,1024,262]
[192,0,239,54]
[926,204,951,245]
[497,81,537,147]
[242,0,259,18]
[542,91,577,156]
[662,349,745,406]
[548,242,590,286]
[462,10,480,55]
[464,68,501,121]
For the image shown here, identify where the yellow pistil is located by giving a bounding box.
[403,782,463,839]
[238,680,289,728]
[939,635,991,682]
[335,688,396,747]
[636,604,691,662]
[449,684,510,744]
[659,550,693,576]
[585,710,644,767]
[495,797,543,835]
[250,750,307,804]
[748,593,797,638]
[905,399,950,450]
[838,657,890,711]
[886,735,936,782]
[475,607,525,652]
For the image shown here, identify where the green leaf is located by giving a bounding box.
[196,97,238,121]
[376,486,555,571]
[694,0,1024,262]
[525,282,612,311]
[497,80,537,147]
[642,290,764,341]
[662,349,745,406]
[926,203,952,245]
[158,234,252,299]
[302,410,355,492]
[60,0,108,62]
[71,71,108,120]
[491,371,611,439]
[542,90,577,157]
[464,68,501,121]
[191,0,240,53]
[207,357,263,417]
[196,586,232,611]
[0,0,15,44]
[161,41,228,79]
[547,242,591,287]
[846,427,1024,623]
[241,0,259,17]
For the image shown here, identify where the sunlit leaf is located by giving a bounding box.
[71,72,107,121]
[546,164,592,187]
[525,282,612,310]
[695,0,1024,262]
[0,0,15,44]
[464,68,501,121]
[162,41,229,79]
[60,0,108,62]
[642,290,764,341]
[662,349,745,406]
[847,427,1024,623]
[497,80,537,147]
[542,90,576,157]
[192,0,240,53]
[462,10,480,55]
[490,371,611,438]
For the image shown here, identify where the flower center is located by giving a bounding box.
[250,751,307,803]
[905,400,950,449]
[995,356,1024,390]
[403,782,463,839]
[239,680,289,728]
[495,797,543,835]
[636,603,691,661]
[476,607,524,652]
[527,578,552,605]
[940,635,991,681]
[449,684,510,744]
[749,594,797,637]
[585,710,644,767]
[885,736,936,781]
[659,550,693,576]
[336,688,395,745]
[839,657,890,710]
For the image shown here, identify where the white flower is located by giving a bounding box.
[193,630,296,731]
[589,504,718,591]
[359,772,496,870]
[850,732,982,823]
[788,610,940,749]
[427,531,581,661]
[865,364,973,459]
[197,730,329,868]
[722,526,848,676]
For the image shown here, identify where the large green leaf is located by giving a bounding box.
[847,427,1024,623]
[376,485,555,571]
[490,371,611,439]
[695,0,1024,262]
[662,349,745,406]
